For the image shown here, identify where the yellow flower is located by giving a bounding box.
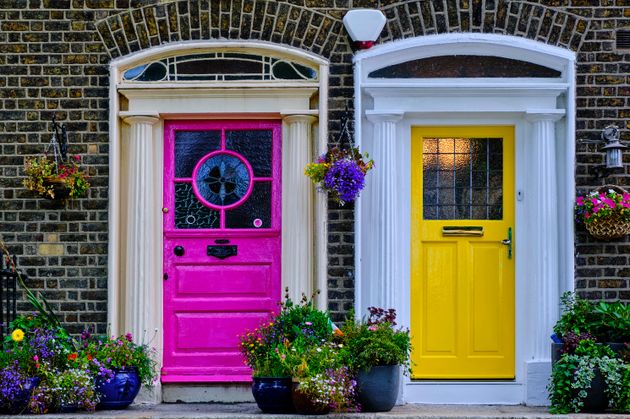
[11,329,24,342]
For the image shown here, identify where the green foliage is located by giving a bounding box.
[553,292,596,339]
[277,338,344,379]
[591,301,630,343]
[239,289,332,378]
[549,340,628,413]
[340,308,412,374]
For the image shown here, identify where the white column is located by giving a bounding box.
[525,110,564,405]
[282,114,318,304]
[121,115,161,344]
[363,112,404,311]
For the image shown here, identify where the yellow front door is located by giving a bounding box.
[410,126,515,379]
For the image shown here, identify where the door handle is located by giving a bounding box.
[502,228,512,259]
[174,246,185,256]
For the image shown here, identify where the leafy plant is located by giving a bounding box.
[553,292,596,339]
[549,340,627,413]
[23,154,90,199]
[83,333,157,387]
[591,301,630,343]
[340,307,412,374]
[35,367,98,412]
[239,289,332,377]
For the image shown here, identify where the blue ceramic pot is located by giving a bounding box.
[251,377,294,413]
[96,367,141,410]
[0,377,39,415]
[357,365,400,412]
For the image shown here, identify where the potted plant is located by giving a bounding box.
[340,307,411,412]
[23,154,90,200]
[575,185,630,240]
[82,332,157,409]
[305,146,373,205]
[239,321,294,414]
[239,289,335,414]
[549,339,628,413]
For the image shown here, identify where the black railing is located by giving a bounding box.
[0,256,20,339]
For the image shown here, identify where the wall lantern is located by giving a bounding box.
[342,9,387,50]
[593,125,627,178]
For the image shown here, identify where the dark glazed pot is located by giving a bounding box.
[356,365,400,412]
[251,377,294,414]
[0,377,39,415]
[96,367,141,410]
[551,342,564,365]
[579,368,609,413]
[291,381,331,415]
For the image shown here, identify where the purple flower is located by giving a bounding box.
[323,159,365,204]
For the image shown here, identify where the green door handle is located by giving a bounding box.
[501,227,512,259]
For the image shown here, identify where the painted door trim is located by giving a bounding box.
[353,34,575,405]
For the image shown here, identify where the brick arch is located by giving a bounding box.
[94,0,344,60]
[371,0,590,52]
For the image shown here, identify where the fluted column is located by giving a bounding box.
[121,115,160,344]
[282,114,318,304]
[526,112,564,361]
[363,112,404,311]
[525,110,564,406]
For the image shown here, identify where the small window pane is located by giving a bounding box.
[175,131,221,178]
[225,130,273,177]
[175,183,219,229]
[225,182,272,229]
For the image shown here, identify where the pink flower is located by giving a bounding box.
[576,196,584,206]
[125,332,133,342]
[368,325,378,331]
[33,355,38,361]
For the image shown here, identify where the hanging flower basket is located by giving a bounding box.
[305,147,373,205]
[23,155,89,200]
[575,185,630,240]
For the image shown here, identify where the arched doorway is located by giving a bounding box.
[107,41,329,399]
[354,33,576,405]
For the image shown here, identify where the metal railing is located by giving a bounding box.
[0,256,20,340]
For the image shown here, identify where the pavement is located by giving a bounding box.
[6,403,630,419]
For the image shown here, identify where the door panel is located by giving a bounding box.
[411,126,515,379]
[163,120,281,382]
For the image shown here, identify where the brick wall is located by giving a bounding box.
[0,0,628,333]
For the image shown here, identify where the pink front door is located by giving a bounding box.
[162,120,282,382]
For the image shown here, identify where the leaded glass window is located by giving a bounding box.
[423,137,503,220]
[123,52,317,82]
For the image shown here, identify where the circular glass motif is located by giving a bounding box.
[194,153,251,207]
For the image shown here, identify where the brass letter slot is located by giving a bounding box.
[442,226,484,237]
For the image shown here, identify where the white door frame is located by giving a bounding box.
[353,33,576,405]
[106,40,329,400]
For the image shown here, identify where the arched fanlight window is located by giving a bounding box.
[368,55,561,78]
[122,52,318,82]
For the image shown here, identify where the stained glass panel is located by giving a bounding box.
[423,137,503,220]
[175,183,220,229]
[194,153,251,207]
[175,131,221,178]
[225,182,272,229]
[225,130,273,177]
